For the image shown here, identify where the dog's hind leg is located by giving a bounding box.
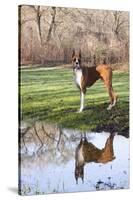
[107,85,114,110]
[111,90,117,107]
[106,84,117,110]
[101,69,117,110]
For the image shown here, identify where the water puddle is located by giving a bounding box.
[19,122,129,195]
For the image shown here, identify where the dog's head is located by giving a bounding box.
[72,49,82,71]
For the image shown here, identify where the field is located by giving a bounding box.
[19,66,129,137]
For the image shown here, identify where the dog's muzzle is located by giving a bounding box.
[73,65,81,71]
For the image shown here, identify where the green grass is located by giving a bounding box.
[19,66,129,137]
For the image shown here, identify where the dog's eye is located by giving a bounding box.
[73,58,76,62]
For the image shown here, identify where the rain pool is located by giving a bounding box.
[19,123,129,195]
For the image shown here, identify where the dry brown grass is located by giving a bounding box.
[111,63,129,72]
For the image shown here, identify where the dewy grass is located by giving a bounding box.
[19,67,129,136]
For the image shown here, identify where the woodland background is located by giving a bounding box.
[19,5,129,67]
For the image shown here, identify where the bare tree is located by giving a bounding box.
[19,6,129,66]
[28,5,43,45]
[46,7,56,42]
[113,11,128,40]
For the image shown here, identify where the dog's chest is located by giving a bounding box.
[74,70,82,88]
[76,144,84,166]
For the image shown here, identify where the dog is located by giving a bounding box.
[75,133,116,184]
[72,49,117,112]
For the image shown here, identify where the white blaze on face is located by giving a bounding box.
[76,58,79,67]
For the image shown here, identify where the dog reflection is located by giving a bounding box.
[75,133,116,184]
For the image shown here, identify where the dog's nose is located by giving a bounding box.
[76,62,79,65]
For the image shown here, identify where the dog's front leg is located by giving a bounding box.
[79,90,84,113]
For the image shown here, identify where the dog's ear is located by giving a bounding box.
[72,49,75,58]
[79,49,81,59]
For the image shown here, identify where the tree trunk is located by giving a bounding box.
[47,7,56,42]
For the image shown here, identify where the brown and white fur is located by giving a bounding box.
[72,50,117,112]
[75,133,116,184]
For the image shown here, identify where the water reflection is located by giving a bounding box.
[19,122,129,195]
[75,133,115,184]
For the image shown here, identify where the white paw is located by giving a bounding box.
[112,99,116,106]
[77,108,83,113]
[77,110,82,113]
[107,104,112,110]
[107,100,117,110]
